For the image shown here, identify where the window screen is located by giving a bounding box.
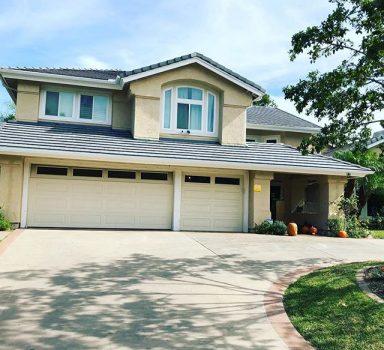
[215,177,240,185]
[141,172,168,181]
[37,166,68,176]
[185,175,211,184]
[73,168,103,177]
[108,170,136,179]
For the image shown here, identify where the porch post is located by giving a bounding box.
[249,171,274,229]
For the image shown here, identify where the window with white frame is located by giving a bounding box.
[162,86,218,136]
[41,88,111,124]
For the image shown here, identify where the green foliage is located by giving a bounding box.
[253,94,277,108]
[284,262,384,350]
[255,220,287,235]
[0,209,12,231]
[361,215,384,230]
[0,102,15,122]
[284,0,384,154]
[346,217,370,238]
[327,217,345,235]
[335,149,384,215]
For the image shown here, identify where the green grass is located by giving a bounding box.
[371,230,384,239]
[284,262,384,350]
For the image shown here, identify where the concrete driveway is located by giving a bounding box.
[0,230,383,350]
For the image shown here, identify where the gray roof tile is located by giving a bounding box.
[247,106,320,130]
[0,121,369,176]
[3,53,265,93]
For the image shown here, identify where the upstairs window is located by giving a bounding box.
[40,87,111,124]
[162,86,218,137]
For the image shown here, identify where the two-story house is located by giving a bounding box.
[0,53,371,232]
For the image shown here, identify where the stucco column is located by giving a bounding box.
[318,176,347,228]
[249,171,274,229]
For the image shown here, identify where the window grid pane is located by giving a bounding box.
[177,87,202,100]
[208,93,215,132]
[163,90,172,129]
[80,95,93,119]
[93,96,108,122]
[177,103,189,129]
[190,104,202,130]
[45,91,59,116]
[59,92,74,118]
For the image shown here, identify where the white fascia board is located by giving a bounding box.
[0,147,372,178]
[0,69,122,90]
[121,57,264,96]
[246,123,321,134]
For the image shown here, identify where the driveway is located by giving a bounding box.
[0,230,383,350]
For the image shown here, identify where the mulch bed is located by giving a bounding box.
[364,266,384,300]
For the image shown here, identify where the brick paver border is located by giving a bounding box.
[0,229,24,256]
[356,267,384,304]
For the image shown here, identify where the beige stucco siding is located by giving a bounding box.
[111,91,131,130]
[0,156,24,224]
[15,82,40,122]
[129,64,252,144]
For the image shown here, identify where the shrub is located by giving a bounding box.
[0,209,12,231]
[328,217,345,236]
[362,215,384,230]
[346,217,370,238]
[255,220,287,235]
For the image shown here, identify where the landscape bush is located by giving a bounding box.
[255,220,287,235]
[0,208,12,231]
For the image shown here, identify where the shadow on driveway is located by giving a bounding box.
[0,254,332,350]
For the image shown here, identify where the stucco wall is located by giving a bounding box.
[15,82,40,122]
[0,156,23,224]
[111,91,131,130]
[129,64,252,144]
[249,171,273,228]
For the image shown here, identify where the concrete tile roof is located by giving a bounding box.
[0,121,370,176]
[247,106,320,130]
[3,53,265,93]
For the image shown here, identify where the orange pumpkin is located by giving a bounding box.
[338,230,348,238]
[288,223,298,236]
[301,225,310,234]
[310,226,318,235]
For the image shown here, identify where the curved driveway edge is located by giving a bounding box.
[264,265,324,350]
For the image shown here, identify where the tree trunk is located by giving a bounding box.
[357,186,368,216]
[344,179,356,198]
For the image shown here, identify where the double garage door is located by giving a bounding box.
[27,165,243,232]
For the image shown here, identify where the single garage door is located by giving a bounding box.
[27,165,173,229]
[181,174,243,232]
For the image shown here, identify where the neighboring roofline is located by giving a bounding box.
[367,138,384,149]
[121,56,264,96]
[0,68,123,90]
[0,146,372,177]
[246,123,321,134]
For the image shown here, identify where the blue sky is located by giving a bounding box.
[0,0,381,130]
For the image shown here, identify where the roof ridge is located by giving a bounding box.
[3,66,124,72]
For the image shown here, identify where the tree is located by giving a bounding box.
[284,0,384,154]
[334,149,384,215]
[253,94,277,108]
[0,102,15,122]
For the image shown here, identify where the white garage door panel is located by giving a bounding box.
[28,177,173,229]
[181,178,243,232]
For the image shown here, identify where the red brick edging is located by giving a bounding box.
[264,265,327,350]
[0,229,24,256]
[356,268,384,304]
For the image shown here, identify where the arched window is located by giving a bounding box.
[162,86,218,137]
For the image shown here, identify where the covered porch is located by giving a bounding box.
[249,171,347,231]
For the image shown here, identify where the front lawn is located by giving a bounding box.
[284,262,384,350]
[371,230,384,239]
